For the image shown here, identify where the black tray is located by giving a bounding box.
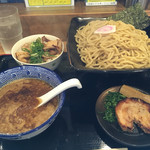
[0,53,150,150]
[67,17,150,73]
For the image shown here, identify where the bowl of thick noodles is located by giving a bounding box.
[0,65,65,140]
[11,34,64,70]
[67,17,150,73]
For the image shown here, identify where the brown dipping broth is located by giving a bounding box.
[0,78,58,134]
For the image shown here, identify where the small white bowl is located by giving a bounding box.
[11,34,64,70]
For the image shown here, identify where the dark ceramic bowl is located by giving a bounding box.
[95,86,150,147]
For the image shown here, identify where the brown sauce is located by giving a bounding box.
[0,78,58,134]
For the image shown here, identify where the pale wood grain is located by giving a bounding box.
[0,45,5,55]
[19,1,126,41]
[0,1,131,42]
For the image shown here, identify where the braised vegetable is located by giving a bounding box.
[103,91,126,122]
[107,3,150,29]
[120,85,150,104]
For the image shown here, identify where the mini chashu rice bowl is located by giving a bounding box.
[11,34,64,70]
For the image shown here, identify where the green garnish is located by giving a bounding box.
[103,91,126,122]
[107,3,150,29]
[23,37,44,63]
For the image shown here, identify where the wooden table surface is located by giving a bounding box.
[0,45,5,55]
[0,1,150,55]
[0,1,149,42]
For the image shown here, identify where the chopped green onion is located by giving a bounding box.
[22,37,44,63]
[103,91,126,122]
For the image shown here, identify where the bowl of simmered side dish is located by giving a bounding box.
[0,65,65,140]
[11,34,64,70]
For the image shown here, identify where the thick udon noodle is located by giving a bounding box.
[75,20,150,70]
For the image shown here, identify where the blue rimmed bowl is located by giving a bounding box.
[0,65,65,140]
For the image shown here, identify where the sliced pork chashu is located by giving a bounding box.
[115,98,150,134]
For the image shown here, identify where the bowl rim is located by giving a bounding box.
[0,65,65,139]
[11,34,64,65]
